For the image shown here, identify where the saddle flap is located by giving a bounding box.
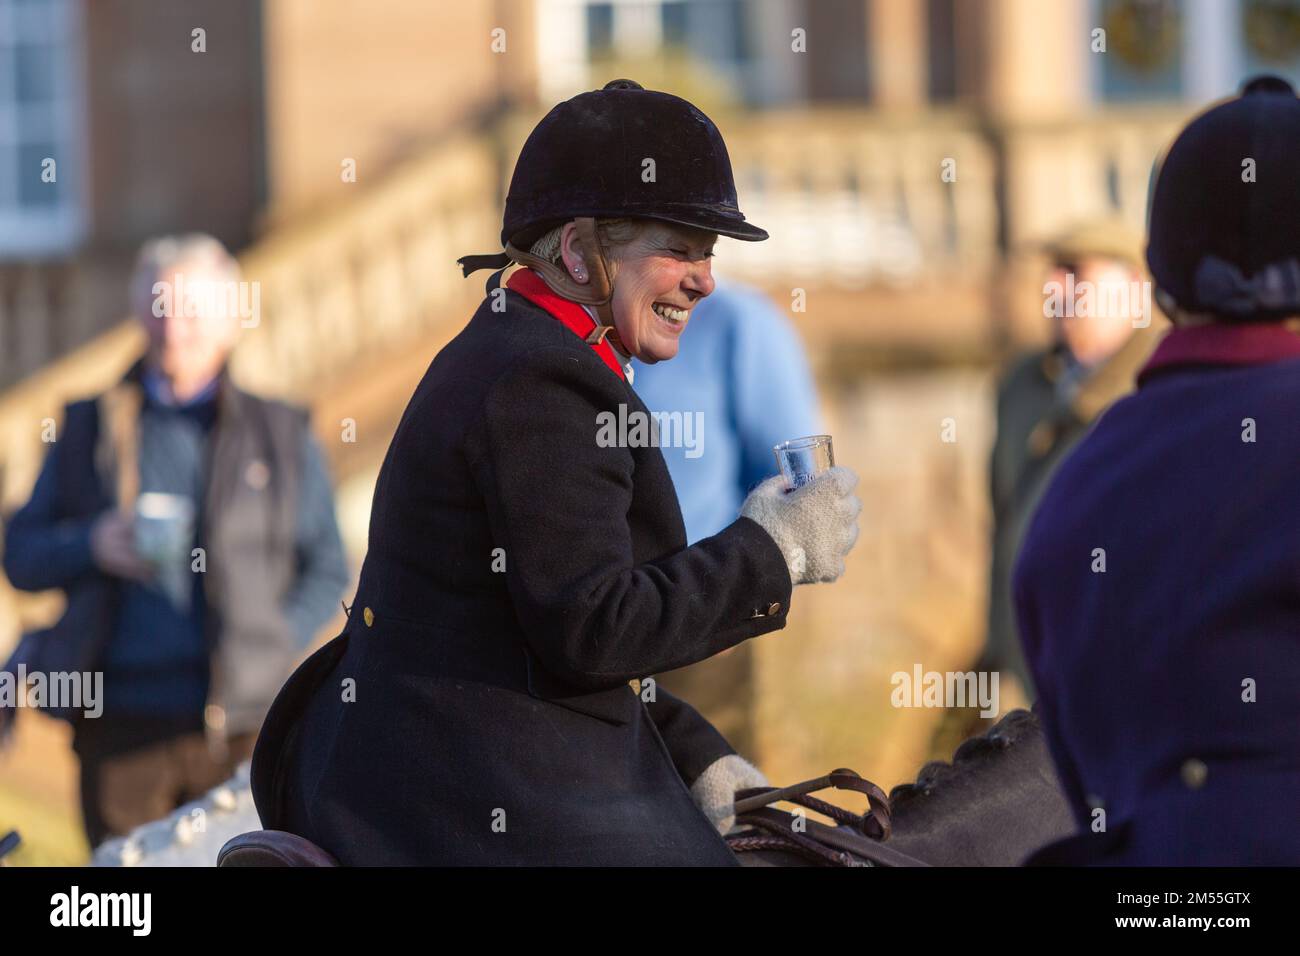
[218,829,339,867]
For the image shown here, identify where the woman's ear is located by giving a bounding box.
[559,221,589,284]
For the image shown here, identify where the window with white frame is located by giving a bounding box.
[0,0,84,257]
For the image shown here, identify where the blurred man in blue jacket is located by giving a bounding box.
[2,234,348,849]
[633,281,821,749]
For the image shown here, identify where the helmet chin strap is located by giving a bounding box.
[504,216,623,348]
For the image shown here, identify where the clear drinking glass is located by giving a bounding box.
[773,435,834,490]
[133,492,196,567]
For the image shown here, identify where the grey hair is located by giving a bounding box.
[527,218,642,266]
[131,233,239,317]
[529,225,565,264]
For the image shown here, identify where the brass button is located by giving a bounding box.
[767,602,782,616]
[363,606,375,628]
[1180,758,1208,790]
[204,704,226,731]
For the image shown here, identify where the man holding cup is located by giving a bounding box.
[2,234,348,849]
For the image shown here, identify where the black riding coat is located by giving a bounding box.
[251,284,793,865]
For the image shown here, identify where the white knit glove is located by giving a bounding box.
[740,466,861,585]
[689,754,769,835]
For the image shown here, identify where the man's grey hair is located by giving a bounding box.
[131,233,240,318]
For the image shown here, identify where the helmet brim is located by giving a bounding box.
[508,209,768,248]
[643,211,769,242]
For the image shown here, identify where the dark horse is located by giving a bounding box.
[219,708,1076,867]
[732,708,1077,866]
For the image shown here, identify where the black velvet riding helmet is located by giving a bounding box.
[502,78,767,248]
[1147,75,1300,321]
[458,79,767,283]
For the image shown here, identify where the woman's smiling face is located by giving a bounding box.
[561,219,717,363]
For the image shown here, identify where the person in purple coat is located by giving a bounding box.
[1015,76,1300,865]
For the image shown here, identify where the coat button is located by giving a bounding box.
[204,704,226,731]
[245,459,271,489]
[1180,758,1208,790]
[363,607,375,627]
[767,602,782,615]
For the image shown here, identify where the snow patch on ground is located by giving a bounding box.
[91,762,261,867]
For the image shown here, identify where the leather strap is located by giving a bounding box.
[571,217,617,343]
[731,809,865,867]
[734,767,892,840]
[729,807,931,868]
[463,216,622,348]
[505,268,626,380]
[725,767,931,867]
[456,252,512,277]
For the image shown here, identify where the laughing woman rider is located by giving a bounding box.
[251,80,862,865]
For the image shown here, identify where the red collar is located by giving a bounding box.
[506,268,625,381]
[1137,323,1300,386]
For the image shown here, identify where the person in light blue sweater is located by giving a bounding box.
[632,281,822,751]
